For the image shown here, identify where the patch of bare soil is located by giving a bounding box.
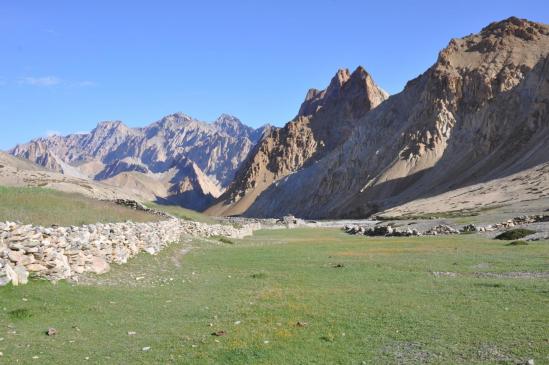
[473,271,549,279]
[475,343,518,363]
[381,342,439,364]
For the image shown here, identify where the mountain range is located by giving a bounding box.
[10,114,268,210]
[9,17,549,218]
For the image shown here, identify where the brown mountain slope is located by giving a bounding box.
[242,17,549,218]
[0,151,139,201]
[101,157,222,211]
[207,66,388,216]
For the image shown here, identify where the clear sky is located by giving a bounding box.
[1,0,547,150]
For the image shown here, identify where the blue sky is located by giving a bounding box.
[0,0,547,150]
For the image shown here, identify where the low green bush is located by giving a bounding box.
[506,240,529,246]
[8,308,32,320]
[214,236,234,244]
[494,229,535,240]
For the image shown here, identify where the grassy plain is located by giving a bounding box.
[1,228,548,364]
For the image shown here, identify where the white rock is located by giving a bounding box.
[90,257,110,275]
[144,247,156,255]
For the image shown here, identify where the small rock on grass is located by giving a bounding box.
[296,321,308,327]
[142,347,151,352]
[211,330,226,336]
[128,331,136,336]
[46,328,57,336]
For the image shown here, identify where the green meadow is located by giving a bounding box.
[1,228,547,364]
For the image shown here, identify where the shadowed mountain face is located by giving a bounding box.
[228,17,549,218]
[11,114,268,209]
[207,66,389,216]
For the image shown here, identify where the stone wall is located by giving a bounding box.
[0,219,260,286]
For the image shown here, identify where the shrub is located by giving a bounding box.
[215,236,234,244]
[8,308,32,320]
[506,240,529,246]
[494,229,535,240]
[250,273,267,279]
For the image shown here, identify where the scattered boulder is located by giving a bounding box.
[13,265,29,285]
[111,199,170,218]
[278,215,306,228]
[90,257,110,275]
[424,225,460,236]
[473,215,548,233]
[461,224,479,233]
[344,224,422,237]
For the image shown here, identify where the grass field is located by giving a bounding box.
[0,186,160,226]
[0,228,547,364]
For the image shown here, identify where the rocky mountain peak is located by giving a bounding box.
[213,114,253,137]
[427,17,549,117]
[437,17,549,68]
[481,17,548,41]
[298,66,388,118]
[298,68,352,117]
[350,65,369,78]
[95,120,127,132]
[326,68,351,95]
[208,66,388,216]
[153,113,196,130]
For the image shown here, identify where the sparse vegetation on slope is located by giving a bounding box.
[145,201,219,224]
[0,186,160,226]
[0,229,547,364]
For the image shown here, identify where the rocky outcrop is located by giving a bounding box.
[243,17,549,218]
[207,66,388,216]
[0,219,260,286]
[11,114,268,210]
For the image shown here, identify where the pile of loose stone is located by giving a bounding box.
[344,224,458,237]
[0,219,260,286]
[111,199,172,218]
[462,215,549,232]
[344,214,548,237]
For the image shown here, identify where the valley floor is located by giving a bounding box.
[0,228,548,364]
